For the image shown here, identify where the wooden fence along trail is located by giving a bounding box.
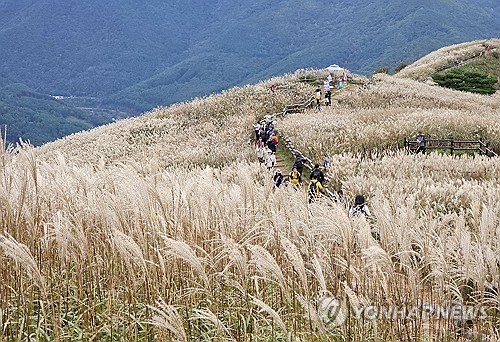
[431,47,497,75]
[404,138,498,157]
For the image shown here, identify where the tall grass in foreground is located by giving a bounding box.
[0,144,498,340]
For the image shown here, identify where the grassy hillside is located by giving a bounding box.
[0,44,499,340]
[39,74,314,167]
[396,38,500,80]
[278,73,500,160]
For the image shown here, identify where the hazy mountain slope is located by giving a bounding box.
[0,0,498,145]
[0,76,110,146]
[110,0,500,111]
[396,38,500,80]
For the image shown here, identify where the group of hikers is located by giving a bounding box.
[254,113,279,171]
[253,111,371,219]
[314,73,346,111]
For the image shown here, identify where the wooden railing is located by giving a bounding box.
[404,138,498,157]
[275,96,315,118]
[431,48,496,75]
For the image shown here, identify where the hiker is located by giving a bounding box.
[323,155,331,172]
[289,166,302,188]
[262,145,271,163]
[283,176,290,188]
[415,132,427,154]
[293,156,304,174]
[323,78,330,92]
[349,195,371,218]
[270,84,277,93]
[254,122,262,141]
[264,113,273,125]
[308,176,325,203]
[258,122,267,141]
[273,169,284,188]
[265,151,276,171]
[256,145,264,164]
[268,134,279,152]
[337,75,343,90]
[325,90,332,106]
[315,88,322,111]
[310,164,325,184]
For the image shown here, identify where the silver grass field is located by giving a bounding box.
[0,41,499,341]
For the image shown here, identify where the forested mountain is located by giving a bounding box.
[0,0,499,145]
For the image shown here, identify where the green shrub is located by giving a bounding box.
[432,69,497,95]
[394,63,408,73]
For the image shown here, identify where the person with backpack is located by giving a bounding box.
[308,176,324,203]
[273,169,284,189]
[289,166,302,188]
[293,157,304,175]
[254,122,262,142]
[335,189,346,204]
[309,164,325,184]
[349,195,371,218]
[267,133,279,153]
[256,144,264,164]
[315,88,322,111]
[323,155,331,172]
[325,90,332,106]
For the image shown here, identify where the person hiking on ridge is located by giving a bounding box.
[254,122,262,142]
[265,151,276,171]
[293,156,304,175]
[323,155,331,172]
[310,164,325,184]
[256,143,264,164]
[315,88,322,111]
[325,90,332,106]
[273,169,284,188]
[289,166,302,188]
[264,113,273,125]
[267,133,279,152]
[308,176,325,203]
[415,132,427,154]
[349,195,371,218]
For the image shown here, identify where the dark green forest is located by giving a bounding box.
[0,0,499,145]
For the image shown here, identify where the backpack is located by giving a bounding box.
[308,181,318,196]
[351,205,367,217]
[311,169,321,179]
